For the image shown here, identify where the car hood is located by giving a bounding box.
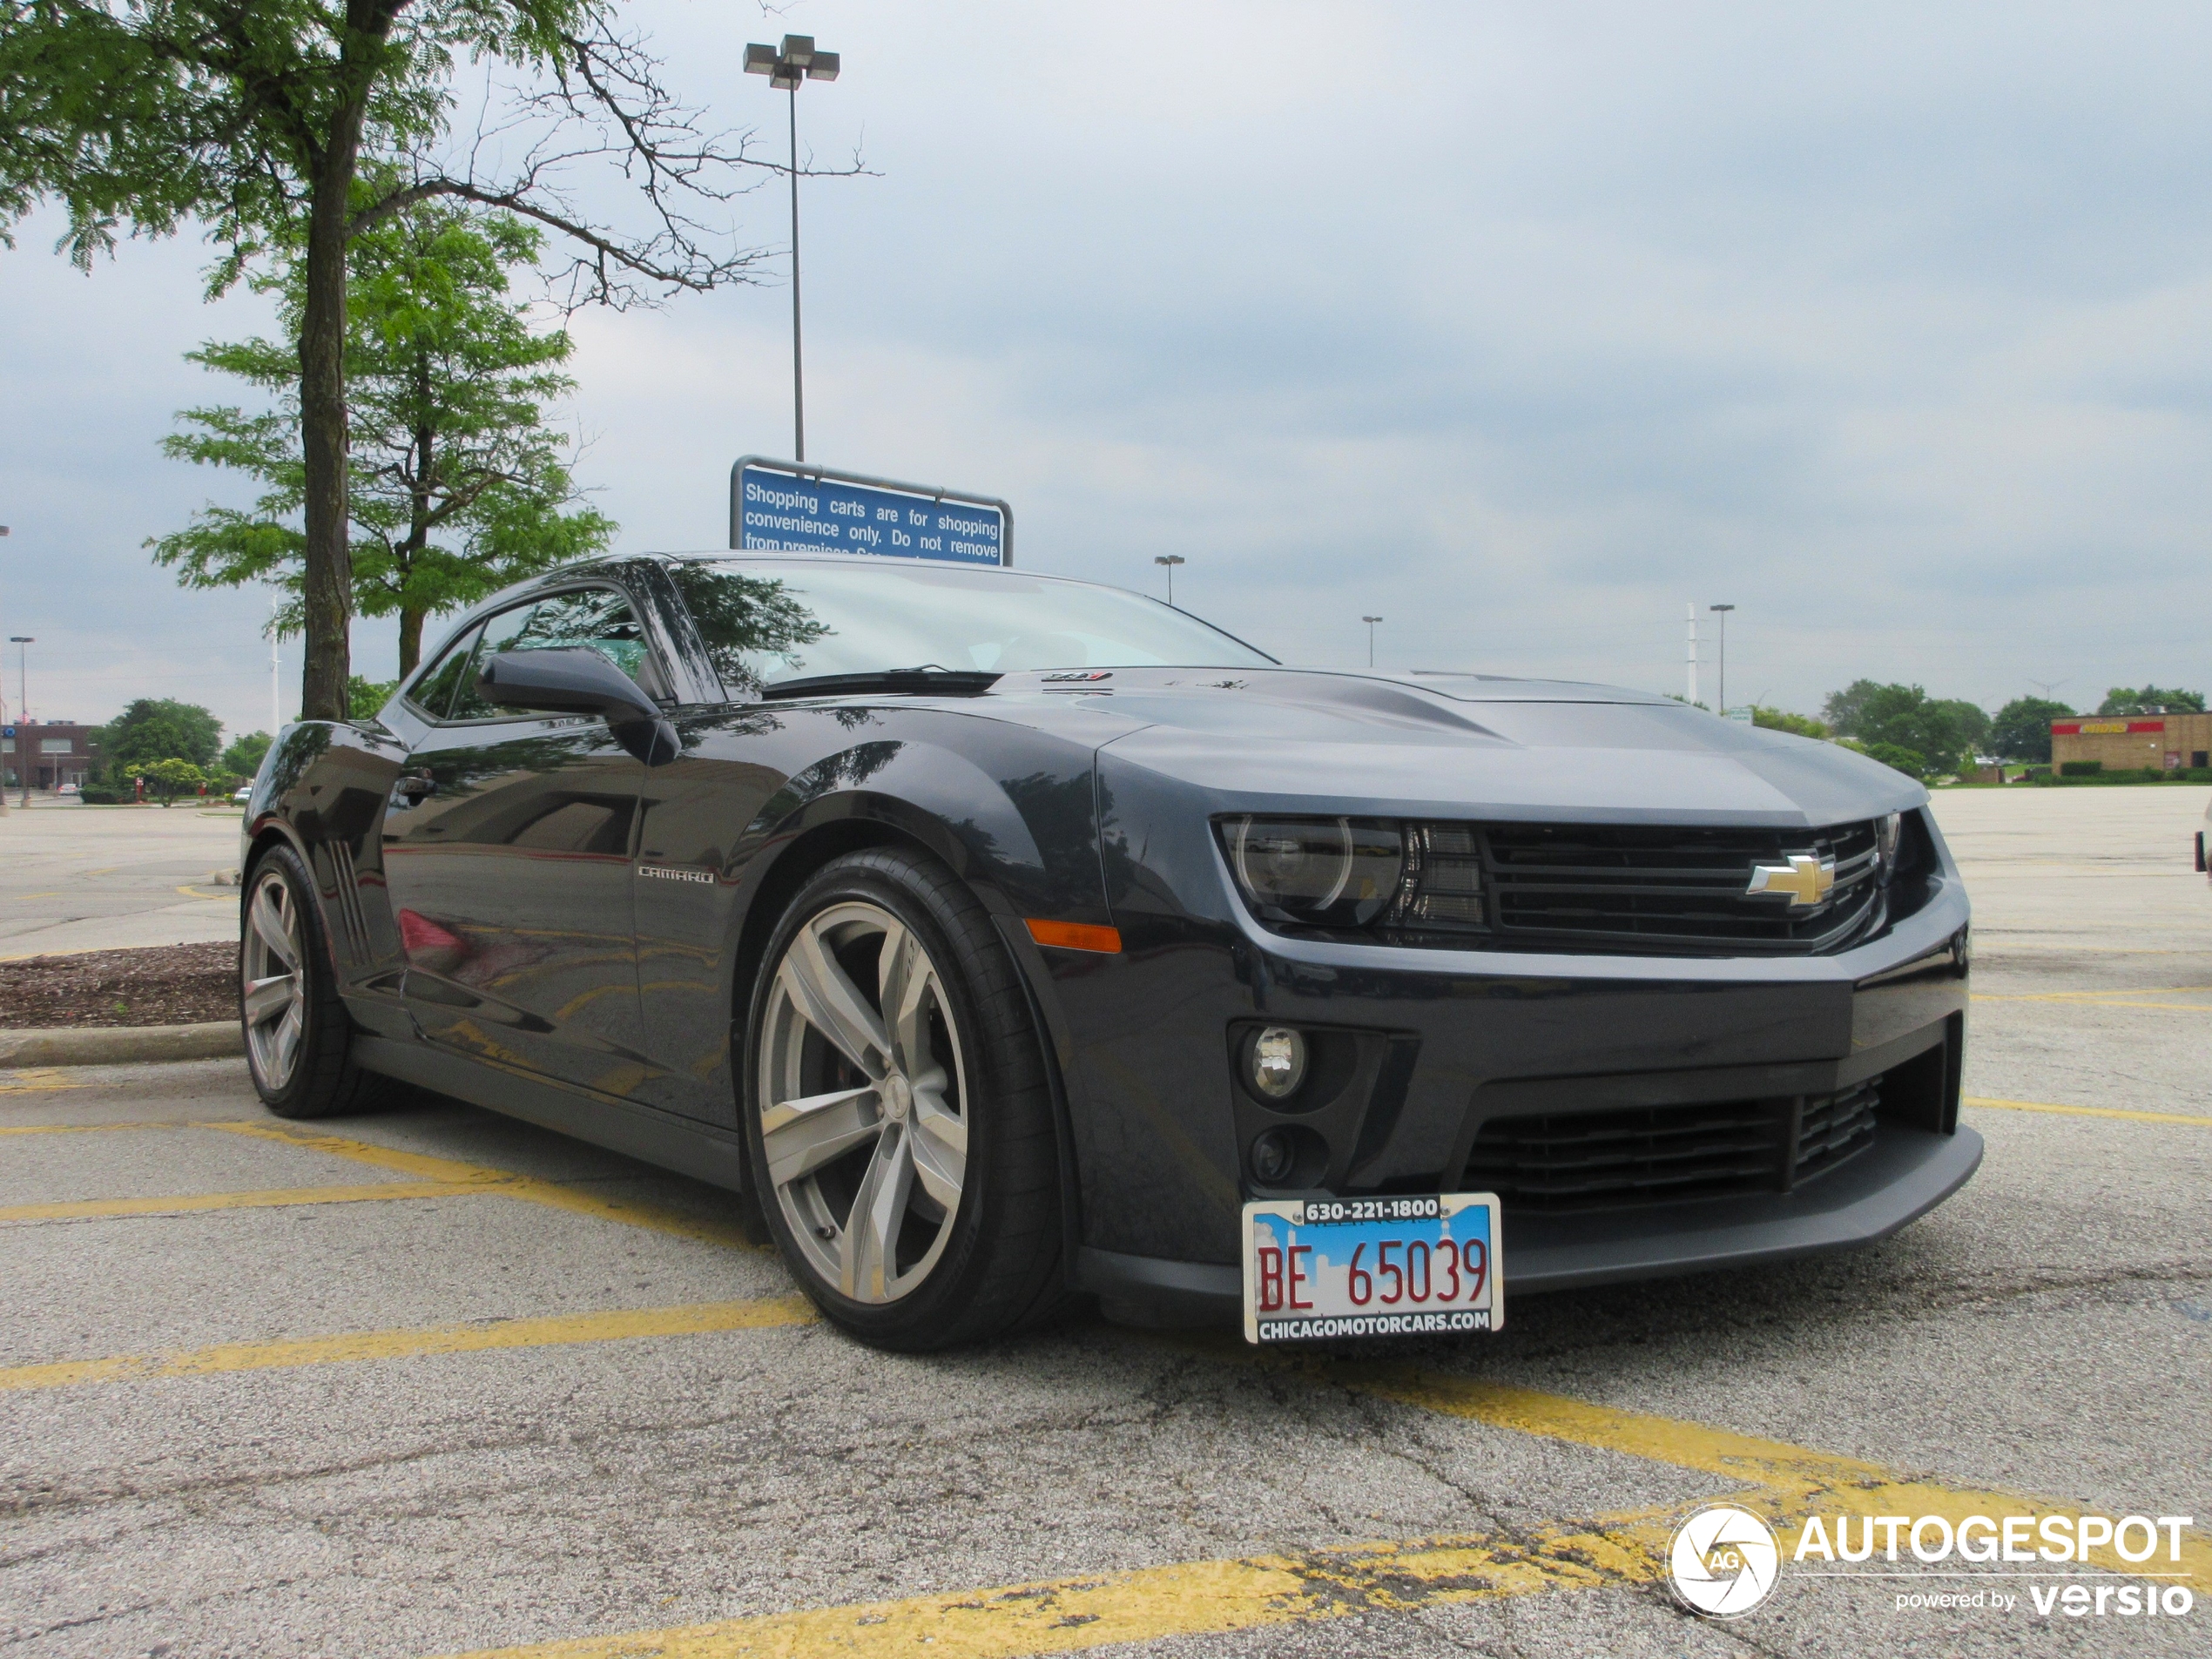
[983,667,1922,826]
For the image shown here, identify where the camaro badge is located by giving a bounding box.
[1746,853,1835,907]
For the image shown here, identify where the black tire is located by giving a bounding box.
[239,843,390,1120]
[742,846,1069,1351]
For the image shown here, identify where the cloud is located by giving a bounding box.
[4,0,2210,738]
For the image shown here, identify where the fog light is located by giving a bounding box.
[1249,1026,1307,1100]
[1251,1129,1295,1184]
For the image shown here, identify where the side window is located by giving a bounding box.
[513,589,651,680]
[445,603,544,722]
[445,590,657,722]
[407,624,483,719]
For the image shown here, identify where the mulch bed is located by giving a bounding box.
[0,942,238,1028]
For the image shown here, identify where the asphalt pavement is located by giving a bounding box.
[0,803,242,959]
[1,786,2206,1656]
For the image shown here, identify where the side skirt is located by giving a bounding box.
[353,1035,750,1196]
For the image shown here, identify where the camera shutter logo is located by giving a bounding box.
[1669,1504,1781,1617]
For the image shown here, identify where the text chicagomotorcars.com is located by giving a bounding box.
[1257,1311,1490,1340]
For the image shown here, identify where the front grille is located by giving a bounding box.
[1460,1078,1882,1211]
[1479,819,1884,954]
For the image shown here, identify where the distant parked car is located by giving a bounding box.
[233,786,253,805]
[57,781,79,797]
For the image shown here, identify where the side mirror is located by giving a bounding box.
[476,648,679,765]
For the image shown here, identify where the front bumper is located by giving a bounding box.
[1078,1121,1981,1308]
[1048,873,1974,1311]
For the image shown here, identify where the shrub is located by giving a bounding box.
[2060,760,2103,777]
[1752,706,1829,739]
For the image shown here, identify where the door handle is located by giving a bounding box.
[395,773,437,803]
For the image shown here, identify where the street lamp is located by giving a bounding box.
[1708,604,1735,714]
[745,34,841,464]
[1362,616,1383,668]
[0,526,10,816]
[1153,554,1186,605]
[10,637,30,806]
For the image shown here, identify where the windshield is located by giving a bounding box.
[668,557,1275,697]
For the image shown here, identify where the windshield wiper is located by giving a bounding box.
[759,666,1002,700]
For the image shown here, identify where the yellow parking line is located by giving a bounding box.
[0,1119,763,1247]
[1974,995,2211,1013]
[203,1120,762,1251]
[0,1069,88,1096]
[444,1354,2210,1659]
[1974,983,2212,1001]
[447,1516,1667,1659]
[0,1180,479,1223]
[0,1295,815,1393]
[1308,1360,2212,1581]
[0,1119,172,1134]
[1966,1095,2212,1128]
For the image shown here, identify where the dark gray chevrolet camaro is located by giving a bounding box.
[239,552,1977,1349]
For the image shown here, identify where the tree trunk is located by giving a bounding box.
[398,606,425,677]
[294,102,373,720]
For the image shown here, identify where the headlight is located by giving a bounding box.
[1877,812,1902,885]
[1224,816,1404,927]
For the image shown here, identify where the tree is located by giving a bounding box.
[99,699,222,773]
[219,731,273,779]
[349,676,398,718]
[151,193,614,676]
[2,0,807,718]
[141,757,206,805]
[1929,698,1991,754]
[2097,685,2206,715]
[1821,681,1971,776]
[1865,743,1929,779]
[1990,696,2074,763]
[1751,706,1828,739]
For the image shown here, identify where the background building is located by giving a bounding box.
[2050,714,2212,772]
[0,720,101,791]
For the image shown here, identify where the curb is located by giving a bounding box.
[0,1022,243,1068]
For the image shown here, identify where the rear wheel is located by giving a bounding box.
[744,847,1069,1350]
[241,844,389,1119]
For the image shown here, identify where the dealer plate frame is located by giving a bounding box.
[1241,1193,1503,1345]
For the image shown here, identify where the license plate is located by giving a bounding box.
[1241,1194,1502,1344]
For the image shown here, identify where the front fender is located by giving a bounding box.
[247,719,411,997]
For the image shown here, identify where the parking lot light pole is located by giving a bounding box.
[0,525,9,815]
[1153,555,1185,605]
[1362,616,1383,668]
[1709,604,1735,714]
[745,34,840,464]
[10,637,30,806]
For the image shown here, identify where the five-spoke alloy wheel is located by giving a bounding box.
[745,848,1067,1349]
[758,899,971,1302]
[242,865,309,1090]
[239,842,388,1119]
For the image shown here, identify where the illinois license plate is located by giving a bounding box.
[1241,1194,1502,1344]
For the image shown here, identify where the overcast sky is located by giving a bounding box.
[4,1,2209,740]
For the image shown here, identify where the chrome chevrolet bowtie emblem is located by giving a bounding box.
[1747,853,1835,907]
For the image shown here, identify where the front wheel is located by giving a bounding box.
[743,847,1068,1350]
[241,843,389,1119]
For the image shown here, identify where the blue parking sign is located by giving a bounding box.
[730,458,1010,566]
